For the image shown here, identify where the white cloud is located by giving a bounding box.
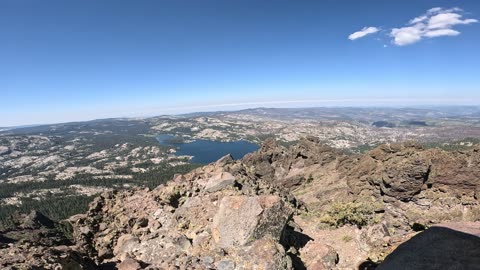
[424,28,460,38]
[428,13,478,29]
[349,7,477,46]
[348,26,379,40]
[427,7,444,14]
[410,15,428,24]
[391,26,423,46]
[390,7,477,46]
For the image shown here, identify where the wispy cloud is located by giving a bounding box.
[423,29,460,38]
[349,7,477,46]
[348,27,379,40]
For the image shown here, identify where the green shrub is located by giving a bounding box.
[320,201,378,228]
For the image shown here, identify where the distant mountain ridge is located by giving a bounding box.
[3,106,480,133]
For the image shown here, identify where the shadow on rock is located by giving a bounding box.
[377,227,480,270]
[282,223,314,270]
[358,260,379,270]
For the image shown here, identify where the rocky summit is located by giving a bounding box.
[1,137,480,269]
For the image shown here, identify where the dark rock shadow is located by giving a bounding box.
[285,229,314,249]
[289,254,307,270]
[358,259,379,270]
[98,262,117,270]
[377,227,480,270]
[282,223,314,270]
[0,234,15,244]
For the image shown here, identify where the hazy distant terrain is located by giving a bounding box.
[150,106,480,149]
[1,106,480,227]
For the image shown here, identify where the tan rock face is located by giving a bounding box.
[212,195,292,248]
[212,196,263,248]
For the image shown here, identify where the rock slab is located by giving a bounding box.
[212,195,292,248]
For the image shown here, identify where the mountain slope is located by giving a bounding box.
[1,137,479,269]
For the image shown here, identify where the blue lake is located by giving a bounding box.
[156,134,259,164]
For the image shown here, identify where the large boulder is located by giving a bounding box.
[368,144,431,201]
[212,195,293,248]
[379,156,431,201]
[300,240,339,270]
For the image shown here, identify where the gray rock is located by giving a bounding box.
[201,256,214,265]
[216,260,235,270]
[204,172,236,192]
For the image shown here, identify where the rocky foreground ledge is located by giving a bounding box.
[1,137,480,269]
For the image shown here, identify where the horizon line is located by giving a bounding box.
[2,102,480,128]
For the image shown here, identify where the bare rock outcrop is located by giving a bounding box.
[69,153,296,269]
[344,142,480,203]
[0,211,95,270]
[343,142,430,201]
[2,138,479,269]
[243,136,340,189]
[67,139,480,269]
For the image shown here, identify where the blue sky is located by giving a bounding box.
[1,0,479,126]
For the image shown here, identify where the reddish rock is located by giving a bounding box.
[117,257,142,270]
[212,195,292,248]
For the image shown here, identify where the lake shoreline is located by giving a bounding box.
[156,134,259,164]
